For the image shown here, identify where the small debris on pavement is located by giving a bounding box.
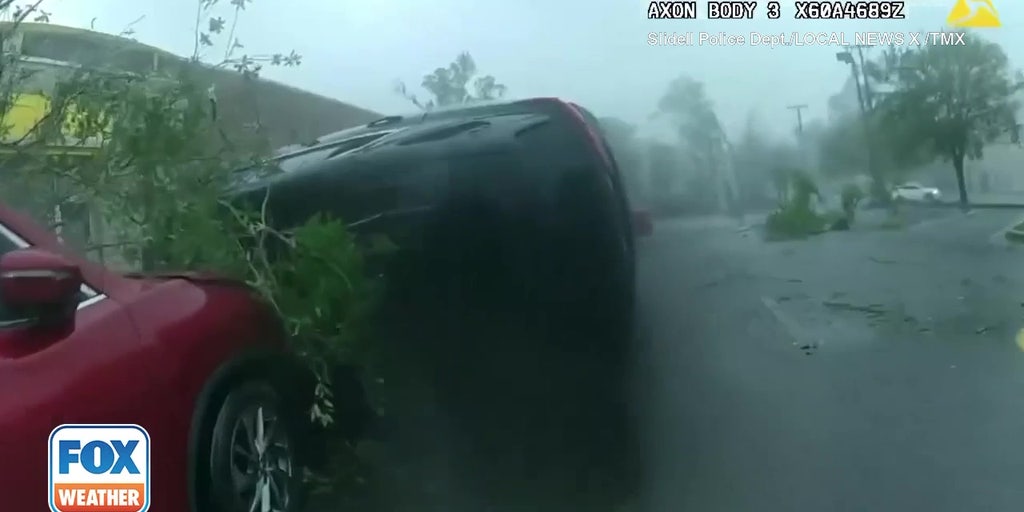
[799,341,819,355]
[822,300,887,318]
[869,256,899,264]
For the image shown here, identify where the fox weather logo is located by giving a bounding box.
[48,424,151,512]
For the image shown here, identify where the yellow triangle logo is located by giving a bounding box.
[947,0,1001,28]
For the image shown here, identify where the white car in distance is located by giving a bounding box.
[892,183,941,202]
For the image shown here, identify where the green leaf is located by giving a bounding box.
[207,16,225,34]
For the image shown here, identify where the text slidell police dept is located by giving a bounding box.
[648,31,967,48]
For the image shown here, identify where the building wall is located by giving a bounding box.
[962,93,1024,194]
[0,23,385,269]
[964,145,1024,193]
[4,22,383,147]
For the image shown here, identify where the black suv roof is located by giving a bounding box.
[307,98,554,147]
[229,107,551,194]
[228,96,620,195]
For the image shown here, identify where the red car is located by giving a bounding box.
[0,201,341,512]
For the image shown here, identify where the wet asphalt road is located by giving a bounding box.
[637,207,1024,512]
[307,206,1024,512]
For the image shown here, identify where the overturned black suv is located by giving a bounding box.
[231,97,639,510]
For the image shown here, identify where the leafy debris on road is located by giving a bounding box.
[697,279,721,289]
[869,256,899,264]
[822,300,887,318]
[799,342,819,356]
[695,270,756,290]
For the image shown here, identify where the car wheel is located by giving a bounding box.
[207,381,305,512]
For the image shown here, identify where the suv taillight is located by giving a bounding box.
[521,98,614,170]
[632,210,653,237]
[564,104,615,170]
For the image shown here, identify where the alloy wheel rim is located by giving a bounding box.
[226,404,294,512]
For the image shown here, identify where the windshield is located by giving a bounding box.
[7,2,1024,512]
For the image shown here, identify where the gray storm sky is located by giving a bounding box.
[43,0,1024,142]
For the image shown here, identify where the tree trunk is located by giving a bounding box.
[953,153,969,211]
[139,171,157,272]
[869,177,889,206]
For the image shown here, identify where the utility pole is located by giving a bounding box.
[787,104,808,135]
[787,104,809,168]
[851,44,875,111]
[836,45,883,201]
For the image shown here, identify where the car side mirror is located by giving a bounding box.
[0,248,82,324]
[632,209,653,237]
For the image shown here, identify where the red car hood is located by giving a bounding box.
[123,271,250,288]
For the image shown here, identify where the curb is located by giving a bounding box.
[901,201,1024,210]
[1005,229,1024,243]
[988,213,1024,246]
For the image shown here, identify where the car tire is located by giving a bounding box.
[206,381,306,512]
